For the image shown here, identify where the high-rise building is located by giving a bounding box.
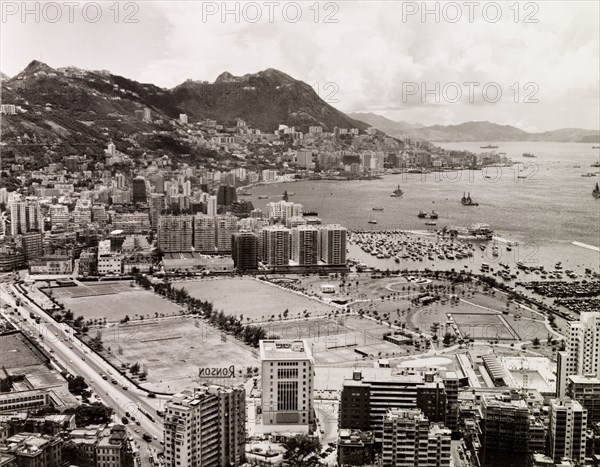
[295,149,314,168]
[206,195,218,216]
[557,312,600,397]
[266,201,302,223]
[260,226,290,267]
[158,215,193,252]
[382,409,451,467]
[21,231,43,260]
[149,193,165,228]
[215,215,238,252]
[232,231,258,271]
[163,386,246,467]
[217,185,237,207]
[49,204,70,227]
[10,200,44,236]
[340,371,447,441]
[107,141,116,156]
[319,224,347,265]
[566,374,600,423]
[193,214,216,252]
[548,398,587,465]
[132,176,147,204]
[291,225,319,265]
[260,340,314,431]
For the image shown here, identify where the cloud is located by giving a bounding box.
[2,0,598,131]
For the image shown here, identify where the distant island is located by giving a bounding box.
[349,113,600,144]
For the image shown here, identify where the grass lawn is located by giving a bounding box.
[54,289,183,322]
[172,277,337,322]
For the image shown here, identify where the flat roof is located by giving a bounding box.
[259,339,313,361]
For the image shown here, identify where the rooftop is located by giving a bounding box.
[259,339,313,361]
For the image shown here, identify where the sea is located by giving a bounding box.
[249,142,600,274]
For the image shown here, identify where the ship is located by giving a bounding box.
[592,162,600,168]
[461,192,479,206]
[417,210,438,219]
[257,195,268,199]
[449,223,493,240]
[581,173,597,177]
[522,153,536,158]
[594,183,600,199]
[425,221,437,226]
[238,191,252,196]
[390,185,404,197]
[368,219,378,225]
[372,207,384,211]
[481,144,499,149]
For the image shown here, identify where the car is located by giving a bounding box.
[135,421,140,426]
[69,345,73,349]
[153,435,157,440]
[122,386,128,390]
[147,392,156,398]
[121,417,129,424]
[142,433,152,442]
[125,411,130,417]
[81,356,85,361]
[69,360,73,363]
[134,429,139,433]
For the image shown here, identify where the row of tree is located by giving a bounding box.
[134,275,273,347]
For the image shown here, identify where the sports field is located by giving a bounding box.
[50,285,183,322]
[100,316,258,393]
[450,313,518,340]
[172,277,337,322]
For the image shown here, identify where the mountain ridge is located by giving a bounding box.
[349,114,599,143]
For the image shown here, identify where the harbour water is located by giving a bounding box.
[251,142,600,274]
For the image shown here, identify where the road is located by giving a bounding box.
[0,282,165,466]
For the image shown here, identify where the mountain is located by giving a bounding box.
[0,71,10,81]
[350,113,599,143]
[348,112,424,133]
[0,61,369,166]
[172,68,368,132]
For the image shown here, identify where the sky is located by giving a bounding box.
[2,1,599,131]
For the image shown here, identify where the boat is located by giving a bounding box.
[390,185,404,197]
[492,245,499,257]
[592,162,600,168]
[581,173,597,177]
[372,207,384,211]
[593,146,600,149]
[238,191,252,196]
[425,221,437,226]
[594,182,600,199]
[573,165,581,168]
[522,153,536,158]
[461,192,479,206]
[368,219,378,225]
[417,210,438,219]
[257,195,268,199]
[481,144,499,149]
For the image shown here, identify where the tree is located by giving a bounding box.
[532,337,541,347]
[281,434,322,467]
[442,332,453,346]
[64,402,113,426]
[68,376,89,396]
[130,362,141,374]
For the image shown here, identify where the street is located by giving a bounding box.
[0,282,165,466]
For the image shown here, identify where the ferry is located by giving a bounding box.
[581,173,597,177]
[522,153,536,158]
[368,219,378,225]
[425,221,437,226]
[390,185,404,197]
[461,192,479,206]
[372,207,384,211]
[258,195,268,199]
[593,182,600,199]
[481,144,499,149]
[417,210,438,219]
